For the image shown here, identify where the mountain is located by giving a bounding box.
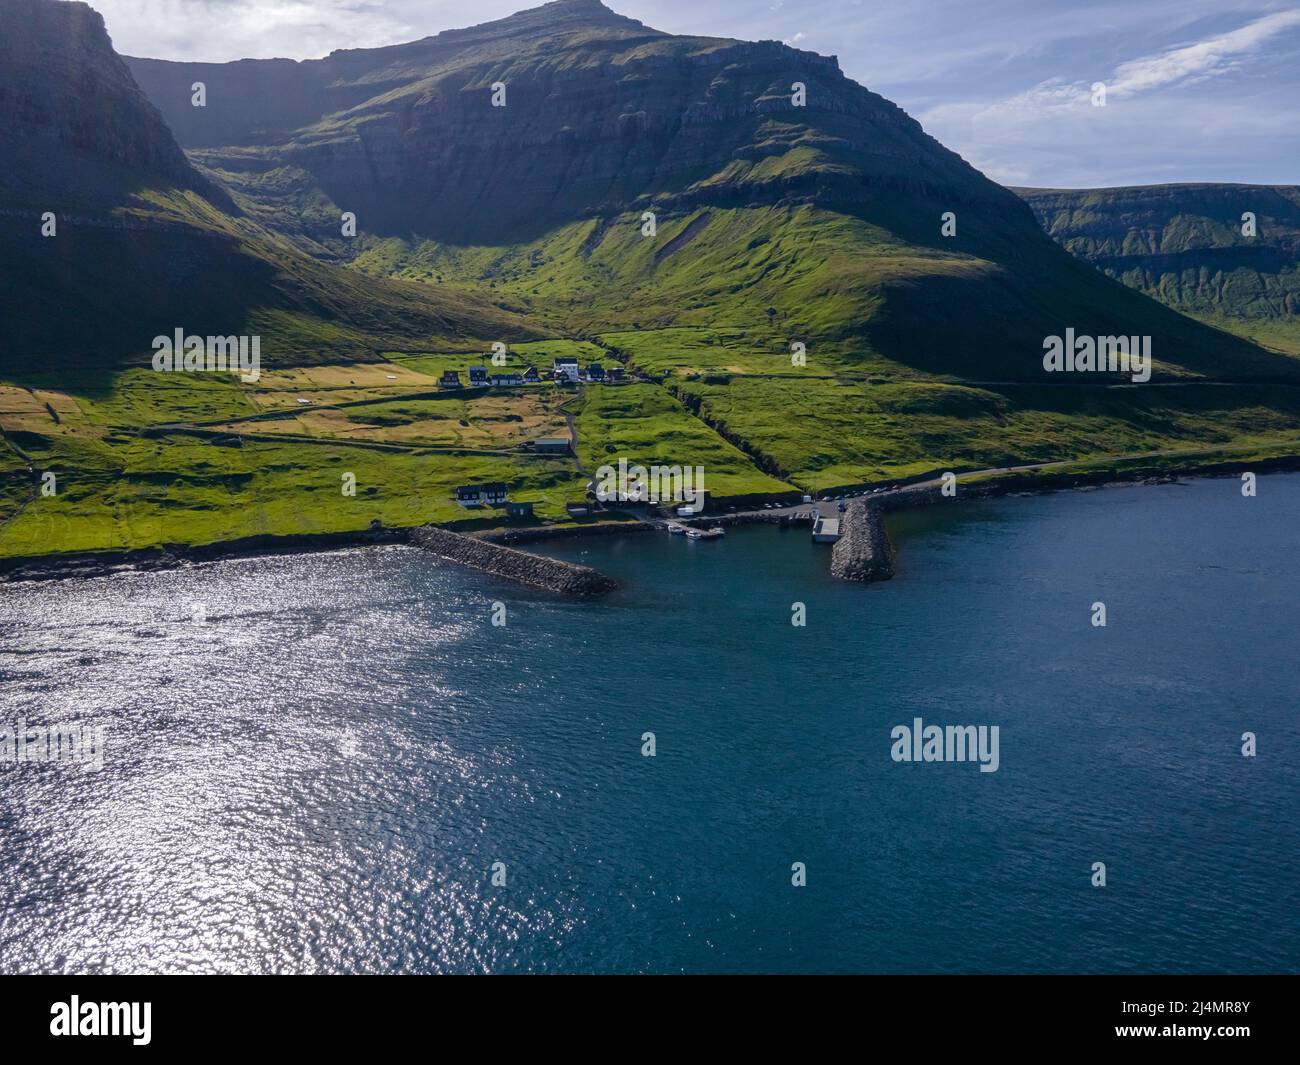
[1016,184,1300,354]
[0,0,533,382]
[7,0,1300,568]
[124,0,1293,383]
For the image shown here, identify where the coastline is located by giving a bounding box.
[4,452,1299,585]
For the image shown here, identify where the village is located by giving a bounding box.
[436,355,624,391]
[449,354,629,522]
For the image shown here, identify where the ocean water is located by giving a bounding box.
[1,475,1297,974]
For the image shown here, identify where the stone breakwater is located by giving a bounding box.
[410,526,617,596]
[830,500,896,582]
[481,521,653,545]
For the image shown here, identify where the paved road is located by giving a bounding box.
[715,448,1215,522]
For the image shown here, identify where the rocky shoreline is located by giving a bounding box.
[3,458,1296,587]
[0,526,410,584]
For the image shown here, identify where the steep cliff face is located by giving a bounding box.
[0,0,210,203]
[1017,184,1300,343]
[0,0,534,375]
[129,0,1030,248]
[128,0,666,149]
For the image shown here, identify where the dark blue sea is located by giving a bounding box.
[2,474,1297,973]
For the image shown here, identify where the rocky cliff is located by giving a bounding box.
[1017,183,1300,345]
[0,0,212,204]
[0,0,537,374]
[129,0,1020,247]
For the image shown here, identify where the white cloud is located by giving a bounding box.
[950,7,1300,118]
[1109,9,1300,95]
[918,7,1300,185]
[92,0,429,60]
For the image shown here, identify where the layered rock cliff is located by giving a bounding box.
[1017,183,1300,331]
[129,0,1022,247]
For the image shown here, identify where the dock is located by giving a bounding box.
[811,515,841,542]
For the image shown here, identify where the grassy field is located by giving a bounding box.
[0,363,587,561]
[7,203,1300,564]
[10,335,1300,563]
[572,383,794,499]
[0,425,584,558]
[217,390,569,449]
[669,375,1300,492]
[1190,315,1300,358]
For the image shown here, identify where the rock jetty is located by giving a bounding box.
[410,526,616,596]
[830,500,895,582]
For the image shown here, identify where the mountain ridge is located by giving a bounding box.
[116,0,1297,385]
[1016,182,1300,353]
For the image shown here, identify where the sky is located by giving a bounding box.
[88,0,1300,188]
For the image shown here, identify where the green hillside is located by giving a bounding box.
[5,0,1300,567]
[1017,184,1300,355]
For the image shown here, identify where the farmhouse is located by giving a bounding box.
[467,365,488,385]
[480,482,508,505]
[505,500,534,518]
[439,370,462,389]
[490,372,523,386]
[553,357,580,382]
[455,482,510,507]
[585,363,605,382]
[522,365,540,382]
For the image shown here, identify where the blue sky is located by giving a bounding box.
[92,0,1300,187]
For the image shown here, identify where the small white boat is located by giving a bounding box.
[666,522,686,535]
[686,526,725,540]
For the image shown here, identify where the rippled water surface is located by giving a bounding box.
[1,475,1297,973]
